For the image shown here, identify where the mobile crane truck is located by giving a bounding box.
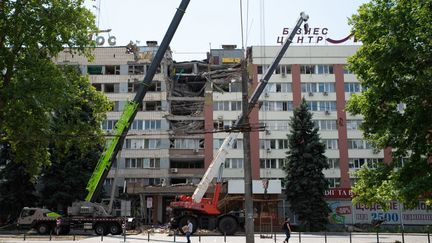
[16,0,191,235]
[169,12,309,235]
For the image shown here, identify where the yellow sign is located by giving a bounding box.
[222,57,241,64]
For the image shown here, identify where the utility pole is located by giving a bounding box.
[242,56,254,243]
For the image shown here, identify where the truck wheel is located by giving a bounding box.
[109,223,121,235]
[94,223,106,235]
[36,223,50,235]
[218,216,237,235]
[178,216,197,235]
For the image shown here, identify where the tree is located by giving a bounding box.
[38,66,110,212]
[0,0,97,177]
[0,143,38,223]
[346,0,432,208]
[284,99,330,231]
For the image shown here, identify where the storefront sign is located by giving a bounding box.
[325,188,353,198]
[276,27,355,44]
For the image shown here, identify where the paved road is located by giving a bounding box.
[0,232,430,243]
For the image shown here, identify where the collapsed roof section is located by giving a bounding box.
[166,61,241,135]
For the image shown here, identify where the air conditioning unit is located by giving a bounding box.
[308,92,314,96]
[170,168,178,173]
[265,130,271,135]
[324,110,331,115]
[217,115,223,120]
[323,91,328,96]
[264,92,269,97]
[194,148,199,153]
[266,148,272,153]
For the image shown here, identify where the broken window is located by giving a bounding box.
[143,101,162,111]
[87,65,103,75]
[148,81,161,92]
[128,65,145,75]
[170,159,204,169]
[128,82,140,93]
[105,65,120,75]
[104,83,117,93]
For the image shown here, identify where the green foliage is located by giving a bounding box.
[347,0,432,207]
[284,99,330,231]
[38,67,110,211]
[0,0,97,177]
[0,143,38,222]
[0,0,111,218]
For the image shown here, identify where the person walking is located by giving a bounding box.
[184,219,193,243]
[282,217,292,243]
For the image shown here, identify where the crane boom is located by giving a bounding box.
[85,0,191,202]
[191,12,309,203]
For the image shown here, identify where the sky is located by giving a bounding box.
[85,0,370,61]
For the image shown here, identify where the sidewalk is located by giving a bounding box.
[1,232,430,243]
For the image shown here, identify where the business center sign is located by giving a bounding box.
[276,26,354,44]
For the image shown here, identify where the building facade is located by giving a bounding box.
[55,43,432,227]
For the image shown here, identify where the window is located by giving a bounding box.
[101,83,120,93]
[231,139,243,149]
[131,120,161,131]
[318,83,335,93]
[101,120,117,131]
[125,139,161,149]
[322,139,338,150]
[307,101,336,111]
[344,83,361,93]
[104,178,114,185]
[92,83,102,91]
[224,158,244,169]
[260,159,285,169]
[213,101,241,111]
[143,101,162,111]
[125,158,143,168]
[173,139,203,149]
[301,83,317,93]
[262,101,293,111]
[346,120,362,130]
[87,65,103,75]
[349,158,382,169]
[128,65,145,75]
[314,120,337,130]
[300,65,316,74]
[327,158,340,169]
[265,83,292,93]
[105,65,120,75]
[143,178,161,186]
[316,65,334,74]
[143,158,160,168]
[257,65,269,74]
[147,81,161,92]
[259,139,288,149]
[327,177,341,188]
[263,120,289,131]
[347,139,373,149]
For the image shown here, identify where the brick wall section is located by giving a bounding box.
[334,64,350,187]
[291,64,302,107]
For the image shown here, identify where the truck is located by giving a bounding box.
[169,12,309,235]
[16,0,191,235]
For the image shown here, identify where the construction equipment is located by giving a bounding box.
[17,0,191,235]
[169,12,309,235]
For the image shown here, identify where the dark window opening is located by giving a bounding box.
[87,65,103,75]
[105,83,115,93]
[105,65,120,75]
[92,83,102,91]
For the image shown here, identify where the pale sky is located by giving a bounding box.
[85,0,370,61]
